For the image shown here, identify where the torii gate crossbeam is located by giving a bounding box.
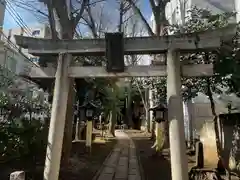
[24,64,213,78]
[15,24,235,56]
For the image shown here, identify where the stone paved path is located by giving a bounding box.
[94,130,141,180]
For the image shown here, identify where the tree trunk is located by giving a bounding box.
[127,83,133,128]
[151,6,168,152]
[206,78,223,166]
[143,87,150,132]
[186,100,194,148]
[108,111,116,137]
[29,110,32,121]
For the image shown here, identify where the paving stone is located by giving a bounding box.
[129,159,138,169]
[128,174,141,180]
[95,131,142,180]
[128,168,139,175]
[103,167,115,174]
[113,147,121,152]
[129,158,137,163]
[98,173,114,180]
[106,152,120,167]
[129,148,136,157]
[115,172,128,179]
[118,157,128,166]
[115,166,128,179]
[122,151,128,157]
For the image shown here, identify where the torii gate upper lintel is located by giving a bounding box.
[15,24,235,56]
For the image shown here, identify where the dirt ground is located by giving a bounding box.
[126,130,196,180]
[0,134,116,180]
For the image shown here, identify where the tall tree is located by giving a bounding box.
[125,0,170,152]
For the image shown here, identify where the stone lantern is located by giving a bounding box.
[80,101,98,153]
[149,103,167,152]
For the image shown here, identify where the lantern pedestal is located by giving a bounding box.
[155,122,162,152]
[80,101,98,153]
[86,120,93,153]
[74,118,80,141]
[149,104,167,153]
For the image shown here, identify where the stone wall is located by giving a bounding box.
[192,102,228,134]
[199,113,240,173]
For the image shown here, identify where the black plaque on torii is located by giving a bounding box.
[105,32,124,73]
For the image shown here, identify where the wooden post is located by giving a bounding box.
[195,141,204,168]
[10,171,25,180]
[145,87,150,132]
[167,49,188,180]
[79,109,85,140]
[155,122,162,152]
[149,90,154,133]
[99,114,104,138]
[86,120,93,153]
[74,117,80,141]
[43,53,71,180]
[187,100,194,147]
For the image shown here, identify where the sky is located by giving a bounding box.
[2,0,152,65]
[3,0,152,30]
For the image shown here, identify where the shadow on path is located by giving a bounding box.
[129,133,172,180]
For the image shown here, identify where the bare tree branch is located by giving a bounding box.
[119,1,124,32]
[14,1,48,17]
[46,0,58,39]
[53,0,71,30]
[125,0,154,36]
[87,0,106,6]
[149,0,156,14]
[74,0,89,28]
[81,16,98,38]
[86,4,98,37]
[97,4,105,37]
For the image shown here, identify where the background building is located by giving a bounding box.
[2,24,51,64]
[0,0,6,33]
[165,0,237,25]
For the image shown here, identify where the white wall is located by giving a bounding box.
[190,102,228,135]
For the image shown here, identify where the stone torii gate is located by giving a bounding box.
[15,25,235,180]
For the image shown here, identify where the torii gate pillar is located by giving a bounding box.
[44,54,71,180]
[167,49,188,180]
